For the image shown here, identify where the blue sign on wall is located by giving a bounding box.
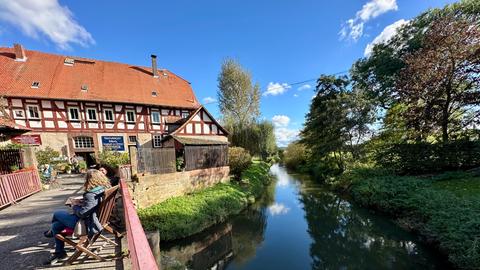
[101,136,125,151]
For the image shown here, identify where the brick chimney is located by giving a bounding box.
[151,54,158,78]
[13,43,27,62]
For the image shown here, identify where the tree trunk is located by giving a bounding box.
[442,88,452,142]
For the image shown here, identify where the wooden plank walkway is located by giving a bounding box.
[0,174,127,270]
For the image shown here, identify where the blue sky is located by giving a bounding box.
[0,0,456,146]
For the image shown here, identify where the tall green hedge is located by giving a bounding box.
[375,140,480,175]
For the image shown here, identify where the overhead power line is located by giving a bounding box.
[263,70,349,92]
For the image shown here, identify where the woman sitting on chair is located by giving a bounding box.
[43,169,111,264]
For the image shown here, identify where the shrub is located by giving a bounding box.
[282,142,308,170]
[35,147,60,166]
[54,162,72,173]
[0,143,26,150]
[138,162,271,240]
[228,147,252,178]
[78,161,87,170]
[176,157,185,171]
[375,140,480,175]
[96,149,130,168]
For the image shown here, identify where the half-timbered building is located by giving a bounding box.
[0,44,228,165]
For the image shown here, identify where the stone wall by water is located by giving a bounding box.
[130,166,230,208]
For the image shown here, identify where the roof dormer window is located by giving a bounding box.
[31,81,40,88]
[81,84,88,92]
[64,57,75,66]
[152,90,157,97]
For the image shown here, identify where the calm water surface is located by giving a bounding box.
[160,164,450,270]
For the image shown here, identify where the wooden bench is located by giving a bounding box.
[55,185,119,265]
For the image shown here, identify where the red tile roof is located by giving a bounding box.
[0,117,30,131]
[0,46,201,109]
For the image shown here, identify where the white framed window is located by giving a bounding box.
[152,135,162,148]
[31,81,40,88]
[26,105,40,119]
[104,109,114,122]
[128,135,137,144]
[73,136,94,148]
[13,109,25,119]
[68,107,80,121]
[151,111,160,123]
[181,111,190,119]
[86,108,97,121]
[126,110,135,123]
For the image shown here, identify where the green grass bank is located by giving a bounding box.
[333,167,480,269]
[138,161,272,241]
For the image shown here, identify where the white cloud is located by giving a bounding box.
[263,82,291,96]
[340,0,398,41]
[364,19,408,56]
[272,115,290,127]
[293,94,299,98]
[202,96,217,104]
[270,164,290,187]
[275,127,299,147]
[297,84,312,91]
[268,203,290,216]
[0,0,94,50]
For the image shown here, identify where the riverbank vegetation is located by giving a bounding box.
[339,168,480,269]
[282,1,480,268]
[138,161,271,241]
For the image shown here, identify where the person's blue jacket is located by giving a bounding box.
[72,186,105,237]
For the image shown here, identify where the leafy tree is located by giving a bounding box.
[351,0,480,111]
[283,142,308,170]
[300,75,375,173]
[343,88,376,158]
[36,147,60,166]
[217,59,276,159]
[217,59,260,126]
[301,75,350,170]
[228,120,277,159]
[397,15,480,142]
[255,121,277,159]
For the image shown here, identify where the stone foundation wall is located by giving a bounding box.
[131,166,230,208]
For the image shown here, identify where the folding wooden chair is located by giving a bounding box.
[55,185,119,265]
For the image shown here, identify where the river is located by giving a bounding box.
[159,164,450,270]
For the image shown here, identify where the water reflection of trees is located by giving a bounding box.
[229,179,275,266]
[298,182,440,270]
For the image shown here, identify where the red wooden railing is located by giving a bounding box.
[120,179,159,270]
[0,169,42,208]
[119,165,132,181]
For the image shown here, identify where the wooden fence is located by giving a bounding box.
[0,169,42,209]
[137,147,176,174]
[120,179,159,270]
[184,145,228,171]
[0,149,24,175]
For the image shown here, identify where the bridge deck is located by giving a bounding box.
[0,174,127,270]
